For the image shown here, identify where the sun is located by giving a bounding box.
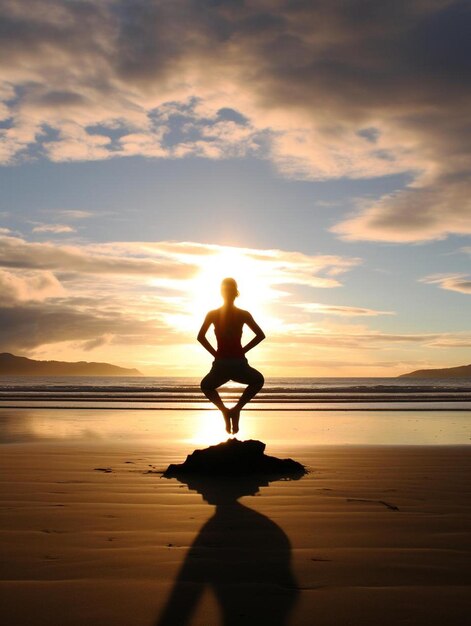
[165,245,284,333]
[189,246,284,329]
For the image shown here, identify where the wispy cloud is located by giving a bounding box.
[420,273,471,295]
[44,210,94,220]
[32,223,76,234]
[269,321,471,350]
[0,234,199,277]
[331,175,471,242]
[289,303,394,317]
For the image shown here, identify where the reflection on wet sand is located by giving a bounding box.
[156,475,299,626]
[0,411,39,443]
[1,408,470,446]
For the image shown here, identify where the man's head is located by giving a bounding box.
[220,277,239,303]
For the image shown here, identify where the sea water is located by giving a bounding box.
[0,376,470,446]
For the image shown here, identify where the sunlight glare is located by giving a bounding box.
[187,411,231,446]
[181,246,284,333]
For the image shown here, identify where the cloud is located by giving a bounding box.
[0,1,469,242]
[32,223,76,234]
[0,233,363,354]
[331,172,471,242]
[0,234,361,292]
[257,358,428,371]
[0,302,177,352]
[289,302,394,316]
[0,268,64,303]
[420,273,471,294]
[269,321,471,350]
[234,247,362,289]
[54,210,93,220]
[75,333,113,352]
[0,233,466,368]
[0,234,198,277]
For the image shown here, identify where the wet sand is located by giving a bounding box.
[0,436,470,625]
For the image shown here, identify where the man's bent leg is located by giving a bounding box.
[230,366,264,433]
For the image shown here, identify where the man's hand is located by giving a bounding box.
[242,312,266,354]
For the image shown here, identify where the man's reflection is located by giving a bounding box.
[156,474,299,626]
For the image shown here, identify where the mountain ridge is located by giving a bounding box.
[0,353,142,377]
[398,364,471,379]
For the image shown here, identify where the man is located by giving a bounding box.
[197,277,265,434]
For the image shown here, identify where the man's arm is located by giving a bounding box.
[197,311,217,358]
[242,312,266,354]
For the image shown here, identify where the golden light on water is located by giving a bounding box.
[3,408,468,447]
[186,406,263,446]
[186,411,229,446]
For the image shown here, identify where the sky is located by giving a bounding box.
[0,0,470,377]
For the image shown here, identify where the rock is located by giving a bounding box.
[163,438,307,478]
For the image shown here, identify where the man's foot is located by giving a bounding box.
[229,406,241,434]
[221,407,232,434]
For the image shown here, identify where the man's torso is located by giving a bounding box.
[212,306,247,359]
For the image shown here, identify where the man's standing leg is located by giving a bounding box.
[229,364,264,433]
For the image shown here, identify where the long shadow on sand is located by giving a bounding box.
[155,474,300,626]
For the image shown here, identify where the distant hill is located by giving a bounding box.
[398,364,471,379]
[0,353,142,377]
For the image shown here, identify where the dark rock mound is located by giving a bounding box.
[163,438,307,478]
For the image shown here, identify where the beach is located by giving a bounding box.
[0,380,470,625]
[3,0,471,621]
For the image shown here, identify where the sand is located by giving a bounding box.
[0,439,470,626]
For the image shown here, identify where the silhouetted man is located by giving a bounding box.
[197,277,265,434]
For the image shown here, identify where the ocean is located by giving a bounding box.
[0,376,470,446]
[0,376,470,411]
